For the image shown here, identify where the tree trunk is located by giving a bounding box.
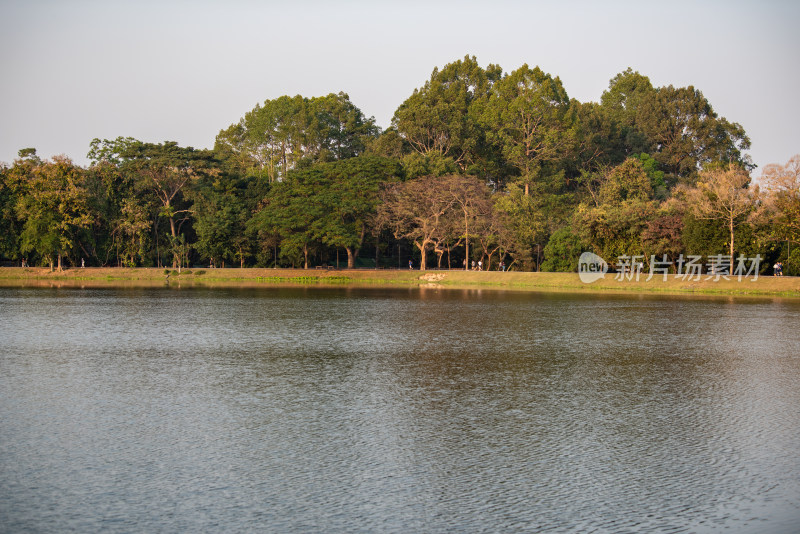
[303,244,309,269]
[57,254,62,271]
[729,215,735,270]
[416,240,428,271]
[464,215,469,271]
[346,247,357,269]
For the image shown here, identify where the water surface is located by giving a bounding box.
[1,287,799,532]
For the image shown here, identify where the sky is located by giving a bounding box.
[1,0,798,175]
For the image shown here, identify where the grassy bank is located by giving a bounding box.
[1,267,799,298]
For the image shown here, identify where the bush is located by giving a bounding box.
[541,227,588,272]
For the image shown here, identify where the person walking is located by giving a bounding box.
[409,259,413,270]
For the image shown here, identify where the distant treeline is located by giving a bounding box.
[1,56,798,273]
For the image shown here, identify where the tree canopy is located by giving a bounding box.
[2,56,794,274]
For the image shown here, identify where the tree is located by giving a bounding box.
[249,156,400,269]
[570,100,627,174]
[15,155,93,270]
[541,226,587,272]
[761,155,800,246]
[600,69,752,184]
[573,158,658,265]
[216,93,379,182]
[482,64,577,195]
[442,175,492,270]
[684,164,759,267]
[641,207,685,265]
[392,55,502,174]
[376,176,457,271]
[0,156,28,261]
[574,199,657,267]
[191,173,250,268]
[250,177,320,269]
[120,141,218,268]
[85,141,154,266]
[492,183,548,269]
[600,68,655,156]
[597,158,654,204]
[638,86,751,181]
[310,156,401,268]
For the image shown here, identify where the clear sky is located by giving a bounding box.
[1,0,798,174]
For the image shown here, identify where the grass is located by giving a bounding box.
[1,267,798,298]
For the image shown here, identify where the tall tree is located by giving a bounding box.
[86,140,154,266]
[637,86,751,181]
[573,158,658,266]
[600,68,655,154]
[392,55,502,174]
[120,141,218,268]
[216,93,379,182]
[482,64,577,195]
[601,70,751,183]
[493,183,548,268]
[249,177,321,269]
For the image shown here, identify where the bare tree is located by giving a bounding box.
[761,155,800,246]
[685,164,759,267]
[443,175,492,270]
[376,176,455,270]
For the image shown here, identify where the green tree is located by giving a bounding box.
[191,173,250,268]
[392,55,502,174]
[309,156,401,268]
[573,158,658,265]
[250,177,321,269]
[85,142,155,266]
[601,69,752,184]
[492,182,548,269]
[0,156,29,261]
[120,141,218,268]
[574,199,657,266]
[216,93,378,182]
[600,68,655,156]
[637,86,751,181]
[482,64,577,195]
[541,226,587,272]
[16,155,93,270]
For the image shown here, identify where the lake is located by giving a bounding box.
[1,286,799,533]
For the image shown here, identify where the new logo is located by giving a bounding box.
[578,252,608,283]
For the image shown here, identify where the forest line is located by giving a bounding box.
[1,56,798,274]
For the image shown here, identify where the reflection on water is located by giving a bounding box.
[1,287,799,533]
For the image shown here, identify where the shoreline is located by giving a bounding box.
[1,267,799,298]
